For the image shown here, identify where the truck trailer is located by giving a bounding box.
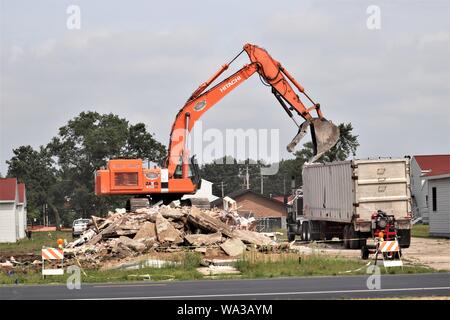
[287,158,412,248]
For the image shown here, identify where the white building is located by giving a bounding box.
[0,178,27,243]
[410,155,450,222]
[427,173,450,238]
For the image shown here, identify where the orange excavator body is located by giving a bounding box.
[95,43,339,204]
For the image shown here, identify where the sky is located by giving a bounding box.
[1,0,449,175]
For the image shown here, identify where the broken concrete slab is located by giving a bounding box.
[197,265,241,276]
[117,236,146,253]
[220,238,246,256]
[184,232,222,246]
[133,222,156,240]
[155,213,183,244]
[159,207,186,220]
[232,229,273,246]
[188,206,233,237]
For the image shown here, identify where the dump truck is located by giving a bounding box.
[287,158,412,248]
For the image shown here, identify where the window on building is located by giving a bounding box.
[432,187,437,212]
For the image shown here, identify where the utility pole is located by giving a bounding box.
[260,172,267,195]
[245,165,250,190]
[220,181,226,198]
[283,176,286,195]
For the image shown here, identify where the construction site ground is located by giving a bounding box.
[291,236,450,271]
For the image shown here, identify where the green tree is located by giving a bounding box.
[6,145,59,226]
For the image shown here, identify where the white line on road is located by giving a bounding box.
[75,286,450,300]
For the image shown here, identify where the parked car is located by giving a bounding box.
[72,218,91,237]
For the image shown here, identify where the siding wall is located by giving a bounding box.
[16,204,26,239]
[428,177,450,237]
[410,158,429,221]
[0,202,17,242]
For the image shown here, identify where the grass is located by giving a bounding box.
[412,224,429,238]
[0,252,204,285]
[0,231,73,256]
[234,250,434,278]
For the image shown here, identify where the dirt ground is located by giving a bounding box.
[291,237,450,271]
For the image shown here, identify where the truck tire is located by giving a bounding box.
[343,225,350,249]
[397,229,411,248]
[309,221,320,241]
[361,246,370,260]
[302,222,309,242]
[348,225,360,249]
[287,232,295,242]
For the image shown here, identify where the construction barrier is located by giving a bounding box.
[378,240,400,253]
[42,247,64,276]
[376,240,403,268]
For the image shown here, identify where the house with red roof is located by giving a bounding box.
[0,178,27,242]
[410,155,450,237]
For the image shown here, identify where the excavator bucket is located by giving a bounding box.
[287,118,340,163]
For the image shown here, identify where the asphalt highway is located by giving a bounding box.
[1,272,449,300]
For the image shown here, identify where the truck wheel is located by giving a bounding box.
[343,225,350,249]
[397,229,411,248]
[361,246,369,260]
[348,225,359,249]
[302,222,309,242]
[287,232,295,242]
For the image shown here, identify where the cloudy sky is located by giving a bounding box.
[1,0,449,175]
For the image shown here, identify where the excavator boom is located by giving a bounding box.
[95,43,340,204]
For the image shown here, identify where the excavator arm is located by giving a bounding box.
[166,43,339,178]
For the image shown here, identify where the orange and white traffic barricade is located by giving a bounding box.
[375,240,403,268]
[41,247,64,277]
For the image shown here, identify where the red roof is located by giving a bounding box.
[0,178,17,202]
[414,155,450,177]
[18,183,26,203]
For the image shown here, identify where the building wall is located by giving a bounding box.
[234,193,286,218]
[410,158,429,221]
[16,204,26,239]
[0,202,17,243]
[428,177,450,237]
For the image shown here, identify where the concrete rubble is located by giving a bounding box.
[63,204,277,268]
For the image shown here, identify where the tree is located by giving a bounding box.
[6,145,59,225]
[6,111,167,226]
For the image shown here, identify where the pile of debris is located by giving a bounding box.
[64,204,276,268]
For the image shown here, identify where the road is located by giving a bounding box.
[0,273,449,300]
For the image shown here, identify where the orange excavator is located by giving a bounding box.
[95,43,339,210]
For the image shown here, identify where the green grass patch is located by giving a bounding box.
[234,252,434,278]
[0,231,73,256]
[412,224,429,238]
[0,252,204,285]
